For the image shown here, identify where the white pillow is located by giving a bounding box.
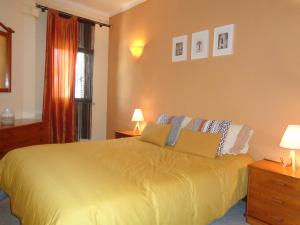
[240,129,254,154]
[223,124,254,155]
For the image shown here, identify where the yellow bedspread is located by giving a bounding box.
[0,138,253,225]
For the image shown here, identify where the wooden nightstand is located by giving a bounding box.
[115,130,141,139]
[246,160,300,225]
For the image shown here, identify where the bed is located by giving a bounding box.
[0,137,253,225]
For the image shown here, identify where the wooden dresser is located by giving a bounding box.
[0,119,50,159]
[246,160,300,225]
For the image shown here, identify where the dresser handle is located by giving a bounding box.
[271,197,284,205]
[272,216,284,223]
[274,180,288,187]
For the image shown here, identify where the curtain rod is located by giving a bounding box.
[36,3,111,28]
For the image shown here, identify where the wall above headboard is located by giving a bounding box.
[107,0,300,160]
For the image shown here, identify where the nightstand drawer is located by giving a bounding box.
[248,187,300,213]
[250,168,300,197]
[248,197,300,225]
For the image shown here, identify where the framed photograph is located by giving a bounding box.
[191,30,209,60]
[213,24,235,57]
[172,35,188,62]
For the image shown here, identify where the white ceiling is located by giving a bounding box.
[62,0,146,17]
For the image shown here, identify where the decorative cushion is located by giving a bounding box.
[223,125,254,155]
[186,118,232,156]
[156,114,192,145]
[167,116,192,145]
[140,122,172,147]
[175,129,222,159]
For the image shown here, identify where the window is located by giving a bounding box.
[75,52,85,99]
[75,20,95,140]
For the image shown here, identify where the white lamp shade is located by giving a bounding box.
[280,125,300,150]
[131,109,144,122]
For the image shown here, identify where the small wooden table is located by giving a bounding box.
[115,130,141,139]
[246,159,300,225]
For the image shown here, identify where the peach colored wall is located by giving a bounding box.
[0,0,37,118]
[108,0,300,160]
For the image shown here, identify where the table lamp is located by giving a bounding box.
[131,109,144,132]
[280,125,300,171]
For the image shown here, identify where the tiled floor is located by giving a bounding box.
[210,201,249,225]
[0,195,248,225]
[0,198,20,225]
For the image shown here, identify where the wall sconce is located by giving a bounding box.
[130,41,145,58]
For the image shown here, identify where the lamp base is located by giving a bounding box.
[281,150,297,171]
[291,150,297,171]
[280,157,292,168]
[133,122,141,133]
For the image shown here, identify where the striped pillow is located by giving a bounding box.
[186,118,207,131]
[186,118,232,156]
[156,114,192,145]
[203,120,232,156]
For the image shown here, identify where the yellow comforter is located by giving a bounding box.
[0,138,253,225]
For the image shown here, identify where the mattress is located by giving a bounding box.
[0,137,253,225]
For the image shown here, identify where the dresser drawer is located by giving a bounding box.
[248,187,300,214]
[0,135,49,151]
[249,168,300,197]
[0,123,47,140]
[12,136,47,148]
[0,138,41,153]
[247,216,269,225]
[0,120,50,158]
[248,197,300,225]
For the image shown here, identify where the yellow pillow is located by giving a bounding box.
[175,129,222,159]
[140,122,172,147]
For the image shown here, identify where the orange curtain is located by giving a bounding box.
[43,9,78,143]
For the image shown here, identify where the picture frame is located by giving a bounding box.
[172,35,188,62]
[213,24,235,57]
[191,30,209,60]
